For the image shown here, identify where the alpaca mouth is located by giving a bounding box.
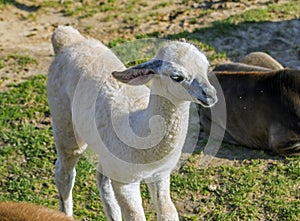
[197,95,217,107]
[187,79,217,107]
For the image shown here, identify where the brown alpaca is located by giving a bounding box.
[0,201,73,221]
[200,53,300,156]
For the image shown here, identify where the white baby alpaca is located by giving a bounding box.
[47,26,217,221]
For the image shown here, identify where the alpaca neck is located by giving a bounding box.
[148,77,190,122]
[130,91,191,163]
[146,94,190,128]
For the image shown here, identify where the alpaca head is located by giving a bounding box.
[112,41,217,107]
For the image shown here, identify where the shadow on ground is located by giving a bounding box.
[3,0,40,12]
[167,18,300,69]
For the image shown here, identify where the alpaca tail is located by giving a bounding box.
[51,26,85,54]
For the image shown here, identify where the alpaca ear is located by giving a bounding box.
[112,69,156,85]
[112,60,163,85]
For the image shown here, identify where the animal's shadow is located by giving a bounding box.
[181,129,283,165]
[166,18,300,69]
[197,137,283,161]
[5,0,40,12]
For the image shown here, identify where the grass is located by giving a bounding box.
[0,75,106,219]
[0,54,38,71]
[174,157,300,220]
[166,0,300,41]
[42,0,148,19]
[210,0,300,30]
[0,0,14,5]
[161,0,300,62]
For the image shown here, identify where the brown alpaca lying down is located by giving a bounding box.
[0,201,73,221]
[200,52,300,156]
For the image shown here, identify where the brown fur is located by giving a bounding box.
[200,54,300,156]
[214,52,283,73]
[0,202,73,221]
[213,63,272,72]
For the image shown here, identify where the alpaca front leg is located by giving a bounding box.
[111,180,146,221]
[147,176,179,221]
[96,171,122,221]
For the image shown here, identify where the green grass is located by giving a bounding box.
[45,0,146,19]
[208,0,300,34]
[152,1,173,9]
[164,0,300,39]
[0,0,14,5]
[109,38,170,66]
[174,157,300,220]
[108,36,226,68]
[0,75,106,219]
[0,54,38,71]
[0,76,55,204]
[162,0,300,63]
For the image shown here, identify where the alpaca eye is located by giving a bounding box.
[171,75,184,83]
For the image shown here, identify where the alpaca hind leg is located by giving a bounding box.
[53,125,86,217]
[55,150,80,217]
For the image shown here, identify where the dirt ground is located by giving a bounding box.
[1,0,299,88]
[0,0,299,172]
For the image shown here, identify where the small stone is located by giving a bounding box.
[208,184,217,191]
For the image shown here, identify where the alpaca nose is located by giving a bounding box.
[189,79,218,107]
